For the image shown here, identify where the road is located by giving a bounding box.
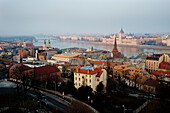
[1,80,99,113]
[0,81,69,112]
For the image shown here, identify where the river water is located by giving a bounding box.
[34,40,170,58]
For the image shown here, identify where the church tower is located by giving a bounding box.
[112,36,122,58]
[43,40,46,48]
[23,39,26,47]
[48,39,51,48]
[119,28,125,43]
[112,37,118,53]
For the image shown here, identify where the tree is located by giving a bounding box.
[11,64,30,98]
[11,64,24,94]
[96,82,104,95]
[77,86,93,102]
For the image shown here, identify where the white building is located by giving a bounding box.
[74,66,107,92]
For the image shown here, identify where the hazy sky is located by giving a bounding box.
[0,0,170,35]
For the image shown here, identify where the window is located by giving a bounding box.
[79,78,80,81]
[75,83,77,86]
[90,80,91,83]
[75,73,77,75]
[75,77,77,80]
[79,83,80,86]
[97,78,99,82]
[79,74,80,76]
[86,79,87,82]
[82,76,84,79]
[86,75,87,77]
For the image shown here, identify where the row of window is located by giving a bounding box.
[75,73,90,78]
[75,83,91,87]
[75,77,91,83]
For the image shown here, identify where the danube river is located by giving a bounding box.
[34,40,170,58]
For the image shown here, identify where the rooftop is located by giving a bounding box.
[52,53,81,58]
[80,66,96,70]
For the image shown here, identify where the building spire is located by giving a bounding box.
[43,40,46,48]
[48,39,50,44]
[44,40,46,44]
[112,37,118,53]
[48,39,51,48]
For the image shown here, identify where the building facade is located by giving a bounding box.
[74,66,107,92]
[145,54,170,73]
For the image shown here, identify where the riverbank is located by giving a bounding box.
[60,40,170,50]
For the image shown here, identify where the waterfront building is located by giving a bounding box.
[119,28,125,42]
[74,66,107,92]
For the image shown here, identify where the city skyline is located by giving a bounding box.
[0,0,170,35]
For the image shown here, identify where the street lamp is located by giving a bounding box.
[122,105,125,113]
[88,96,90,103]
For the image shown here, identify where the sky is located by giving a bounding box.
[0,0,170,36]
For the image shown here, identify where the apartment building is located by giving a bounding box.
[145,54,170,73]
[74,66,107,92]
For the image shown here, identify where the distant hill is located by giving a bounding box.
[0,36,35,41]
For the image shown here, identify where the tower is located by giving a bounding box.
[119,28,125,43]
[48,39,51,48]
[112,36,122,58]
[43,40,46,48]
[23,39,26,47]
[112,37,118,53]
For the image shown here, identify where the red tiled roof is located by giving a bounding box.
[26,43,33,47]
[26,46,43,49]
[96,71,103,77]
[74,68,102,75]
[34,65,60,76]
[152,71,170,76]
[94,61,105,65]
[144,78,158,87]
[10,63,32,70]
[159,62,170,70]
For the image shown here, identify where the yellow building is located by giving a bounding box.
[74,66,107,92]
[113,64,157,91]
[145,54,170,73]
[52,53,82,62]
